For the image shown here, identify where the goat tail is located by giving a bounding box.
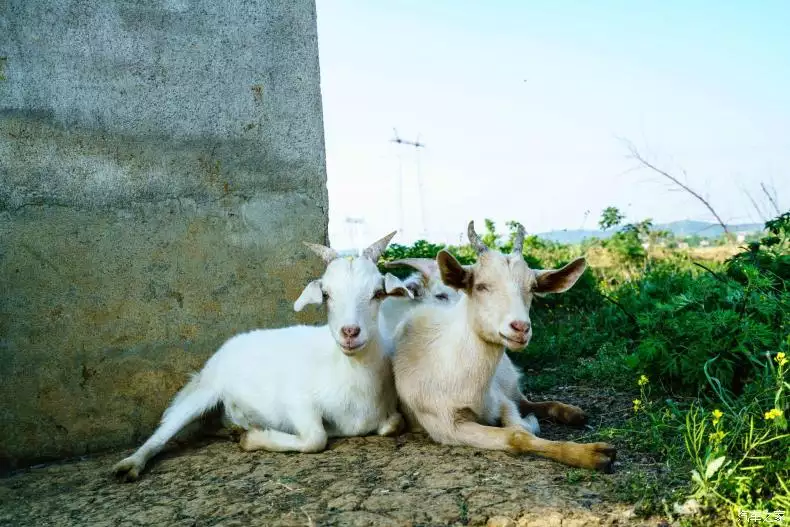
[161,372,221,425]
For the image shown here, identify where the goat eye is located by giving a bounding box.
[372,289,386,300]
[435,293,449,301]
[322,291,330,301]
[475,283,489,292]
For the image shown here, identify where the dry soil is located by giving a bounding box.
[0,388,676,527]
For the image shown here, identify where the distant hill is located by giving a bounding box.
[536,220,765,244]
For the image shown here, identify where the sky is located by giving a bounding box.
[314,1,790,251]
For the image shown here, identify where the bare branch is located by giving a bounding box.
[742,187,766,223]
[760,182,781,215]
[621,139,729,234]
[692,262,728,284]
[599,293,638,325]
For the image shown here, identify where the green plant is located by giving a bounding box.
[728,211,790,289]
[599,206,625,231]
[604,218,654,270]
[614,213,789,396]
[680,347,789,523]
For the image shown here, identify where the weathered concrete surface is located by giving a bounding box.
[0,0,328,470]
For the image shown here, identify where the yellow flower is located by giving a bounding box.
[709,430,726,444]
[633,399,643,413]
[776,352,788,367]
[637,375,649,387]
[712,409,723,426]
[765,408,783,420]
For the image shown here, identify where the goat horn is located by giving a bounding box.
[467,221,488,254]
[362,230,397,263]
[303,242,338,264]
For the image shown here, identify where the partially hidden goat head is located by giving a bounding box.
[383,258,461,305]
[294,231,413,355]
[436,221,587,351]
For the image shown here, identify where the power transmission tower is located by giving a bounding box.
[390,128,427,239]
[344,217,366,256]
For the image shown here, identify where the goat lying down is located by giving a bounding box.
[380,256,591,436]
[380,259,530,435]
[390,222,617,471]
[113,232,410,481]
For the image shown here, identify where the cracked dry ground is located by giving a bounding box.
[0,389,673,526]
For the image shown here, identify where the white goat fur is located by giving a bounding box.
[379,258,540,435]
[390,222,617,471]
[112,232,411,481]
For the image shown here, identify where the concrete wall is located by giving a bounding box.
[0,0,328,471]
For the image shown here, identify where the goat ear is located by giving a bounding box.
[294,280,324,311]
[384,258,440,281]
[384,273,414,299]
[534,257,587,294]
[437,250,472,290]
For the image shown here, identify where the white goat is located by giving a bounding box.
[377,258,456,349]
[382,258,591,435]
[391,222,617,471]
[113,232,411,481]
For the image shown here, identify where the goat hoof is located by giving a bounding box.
[560,404,588,427]
[377,413,404,437]
[588,442,617,473]
[112,458,142,483]
[239,430,261,452]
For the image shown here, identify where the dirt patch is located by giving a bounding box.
[0,389,673,527]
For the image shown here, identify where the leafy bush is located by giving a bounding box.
[619,266,786,396]
[615,214,789,396]
[728,211,790,289]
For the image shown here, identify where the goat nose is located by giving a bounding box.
[341,325,361,338]
[510,320,530,334]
